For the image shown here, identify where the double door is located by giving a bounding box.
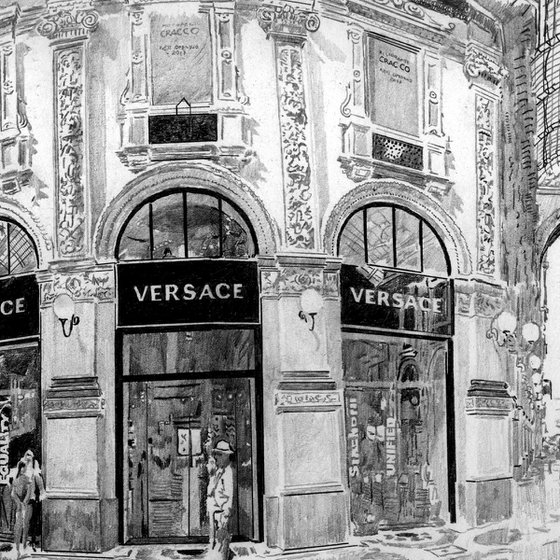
[123,377,256,542]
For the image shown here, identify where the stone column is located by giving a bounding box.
[38,265,116,552]
[259,254,347,550]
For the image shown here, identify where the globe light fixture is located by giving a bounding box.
[53,293,80,338]
[298,288,324,332]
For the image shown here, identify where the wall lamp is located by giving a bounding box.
[486,310,540,354]
[298,288,323,332]
[53,293,80,338]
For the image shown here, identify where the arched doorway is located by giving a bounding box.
[115,188,262,544]
[337,203,454,533]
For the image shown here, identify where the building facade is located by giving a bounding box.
[0,0,547,553]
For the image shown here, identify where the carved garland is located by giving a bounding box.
[276,44,315,249]
[475,94,496,275]
[40,270,115,306]
[55,47,86,257]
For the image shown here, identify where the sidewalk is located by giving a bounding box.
[2,461,560,560]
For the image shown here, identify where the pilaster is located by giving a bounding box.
[38,262,117,552]
[37,0,99,260]
[259,253,348,550]
[258,3,319,250]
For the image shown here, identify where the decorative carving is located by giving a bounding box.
[276,44,315,249]
[465,396,513,416]
[340,84,352,118]
[456,292,472,315]
[37,3,99,40]
[455,280,505,317]
[275,390,341,409]
[278,266,322,294]
[44,397,105,413]
[475,94,496,275]
[464,44,507,86]
[40,270,115,305]
[257,3,320,40]
[44,376,105,417]
[323,272,340,298]
[55,47,86,257]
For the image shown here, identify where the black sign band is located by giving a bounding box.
[117,260,259,327]
[0,274,39,340]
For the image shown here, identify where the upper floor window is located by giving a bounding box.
[117,190,257,261]
[367,36,419,137]
[337,205,449,276]
[0,220,38,276]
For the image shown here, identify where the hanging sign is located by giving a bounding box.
[341,265,452,335]
[117,260,259,327]
[0,274,39,340]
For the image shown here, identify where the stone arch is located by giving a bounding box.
[0,196,52,268]
[94,161,280,260]
[536,208,560,265]
[323,179,472,276]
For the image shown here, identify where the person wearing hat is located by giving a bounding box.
[206,440,234,560]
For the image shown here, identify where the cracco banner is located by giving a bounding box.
[341,264,452,335]
[0,274,39,340]
[117,260,259,327]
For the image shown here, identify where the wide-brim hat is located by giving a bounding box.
[212,440,234,455]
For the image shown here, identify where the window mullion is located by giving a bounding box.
[363,209,368,264]
[149,202,154,260]
[392,207,397,268]
[183,191,188,259]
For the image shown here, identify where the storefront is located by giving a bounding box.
[0,220,40,541]
[114,189,262,543]
[337,204,455,533]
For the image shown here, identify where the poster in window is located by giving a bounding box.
[151,11,212,106]
[368,37,418,136]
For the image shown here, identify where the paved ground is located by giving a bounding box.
[1,460,560,560]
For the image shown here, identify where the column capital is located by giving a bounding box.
[37,0,99,40]
[257,2,320,42]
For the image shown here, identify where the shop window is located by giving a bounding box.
[0,221,37,276]
[117,190,256,261]
[338,205,449,276]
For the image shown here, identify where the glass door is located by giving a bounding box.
[121,329,258,543]
[343,332,449,533]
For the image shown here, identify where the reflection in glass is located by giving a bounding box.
[187,194,220,258]
[0,345,41,537]
[366,207,393,267]
[118,203,151,261]
[123,329,256,376]
[395,209,420,271]
[222,200,254,258]
[422,226,447,275]
[338,212,365,266]
[151,193,185,259]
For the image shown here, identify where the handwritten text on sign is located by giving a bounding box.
[275,392,341,408]
[0,400,11,484]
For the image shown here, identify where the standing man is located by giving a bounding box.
[206,440,234,560]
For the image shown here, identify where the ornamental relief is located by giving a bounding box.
[464,43,507,86]
[276,43,315,250]
[37,2,99,40]
[40,270,115,306]
[475,94,496,275]
[261,266,337,297]
[56,47,86,257]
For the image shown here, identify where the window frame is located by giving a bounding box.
[337,203,451,276]
[0,219,38,277]
[115,188,258,262]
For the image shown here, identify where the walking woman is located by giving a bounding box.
[11,460,32,559]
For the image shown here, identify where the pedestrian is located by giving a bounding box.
[11,460,32,559]
[206,440,234,560]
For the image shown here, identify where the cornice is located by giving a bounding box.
[0,5,20,37]
[257,2,320,41]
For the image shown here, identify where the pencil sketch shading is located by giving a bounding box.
[0,0,560,559]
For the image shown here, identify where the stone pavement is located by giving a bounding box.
[1,460,559,560]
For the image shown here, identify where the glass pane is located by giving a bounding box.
[0,223,9,276]
[338,211,365,266]
[367,207,393,267]
[123,329,255,375]
[0,345,41,537]
[423,226,447,275]
[151,193,185,260]
[118,203,151,261]
[221,200,255,258]
[187,194,220,258]
[395,209,420,271]
[9,224,37,274]
[124,377,255,540]
[342,336,391,382]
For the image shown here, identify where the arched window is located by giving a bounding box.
[0,220,38,276]
[337,205,449,276]
[116,190,257,261]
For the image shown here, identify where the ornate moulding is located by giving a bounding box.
[44,376,105,418]
[454,278,506,318]
[464,42,507,87]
